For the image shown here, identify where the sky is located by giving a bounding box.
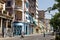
[38,0,58,19]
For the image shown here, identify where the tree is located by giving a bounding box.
[48,0,60,31]
[50,13,60,32]
[52,0,60,12]
[49,0,60,40]
[50,12,60,40]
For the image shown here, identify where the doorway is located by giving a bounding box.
[13,25,22,35]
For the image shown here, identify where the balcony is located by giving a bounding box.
[0,0,6,3]
[5,0,13,11]
[30,13,35,17]
[15,6,22,11]
[33,18,37,26]
[0,10,13,20]
[0,13,13,20]
[3,11,7,15]
[15,11,22,21]
[15,0,22,7]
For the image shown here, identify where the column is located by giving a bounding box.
[1,18,4,37]
[27,25,29,35]
[4,20,8,37]
[1,18,2,37]
[6,20,8,28]
[22,23,24,32]
[22,0,24,22]
[10,20,13,37]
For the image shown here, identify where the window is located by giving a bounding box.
[26,2,29,8]
[8,21,11,28]
[26,26,27,34]
[0,11,2,13]
[9,11,12,16]
[29,17,31,20]
[26,17,27,19]
[36,29,39,33]
[7,1,11,6]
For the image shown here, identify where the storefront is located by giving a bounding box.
[13,22,24,36]
[13,22,34,36]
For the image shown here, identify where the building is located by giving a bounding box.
[28,0,39,34]
[37,10,45,34]
[0,0,13,37]
[38,10,45,19]
[13,0,39,35]
[38,10,52,33]
[0,0,39,37]
[12,0,35,36]
[44,19,52,33]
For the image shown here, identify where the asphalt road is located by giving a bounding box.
[0,33,55,40]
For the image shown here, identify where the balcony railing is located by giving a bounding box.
[15,6,22,10]
[0,11,13,20]
[3,11,7,15]
[0,13,13,20]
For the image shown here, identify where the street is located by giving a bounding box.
[0,33,55,40]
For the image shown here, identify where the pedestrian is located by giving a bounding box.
[21,31,24,38]
[43,32,45,37]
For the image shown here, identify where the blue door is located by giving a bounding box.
[26,26,27,34]
[13,25,22,36]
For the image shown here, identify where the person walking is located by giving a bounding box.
[21,31,24,38]
[43,32,45,37]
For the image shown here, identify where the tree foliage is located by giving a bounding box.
[49,0,60,31]
[49,0,60,39]
[50,13,60,31]
[52,0,60,12]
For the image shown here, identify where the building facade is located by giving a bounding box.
[28,0,39,34]
[0,0,40,37]
[12,0,34,36]
[0,0,13,37]
[44,19,52,33]
[38,10,46,34]
[38,10,52,34]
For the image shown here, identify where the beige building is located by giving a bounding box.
[44,19,51,33]
[37,10,46,34]
[38,10,52,34]
[0,0,13,37]
[0,0,47,37]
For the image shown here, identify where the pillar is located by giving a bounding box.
[1,18,4,37]
[22,0,24,22]
[0,18,2,37]
[6,20,8,28]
